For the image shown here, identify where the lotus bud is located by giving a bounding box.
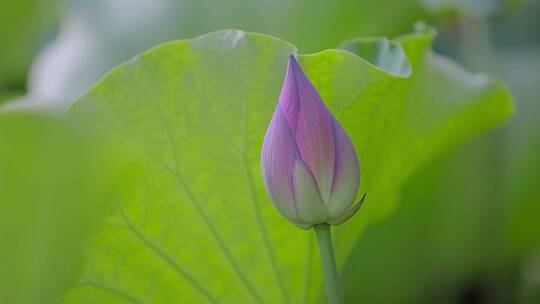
[261,54,364,229]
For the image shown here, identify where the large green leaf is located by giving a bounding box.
[0,114,131,304]
[64,29,513,303]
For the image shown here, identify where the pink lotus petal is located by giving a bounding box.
[327,119,360,217]
[261,105,300,224]
[279,55,336,203]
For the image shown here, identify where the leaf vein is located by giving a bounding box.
[118,206,220,304]
[78,280,147,304]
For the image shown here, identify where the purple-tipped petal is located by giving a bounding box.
[279,55,336,202]
[291,156,329,225]
[327,119,360,217]
[261,106,300,224]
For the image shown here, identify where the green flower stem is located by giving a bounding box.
[314,224,342,304]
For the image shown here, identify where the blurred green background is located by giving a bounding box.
[0,0,538,303]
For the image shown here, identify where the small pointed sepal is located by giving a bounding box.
[327,193,366,225]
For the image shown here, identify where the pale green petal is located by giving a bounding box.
[291,156,329,226]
